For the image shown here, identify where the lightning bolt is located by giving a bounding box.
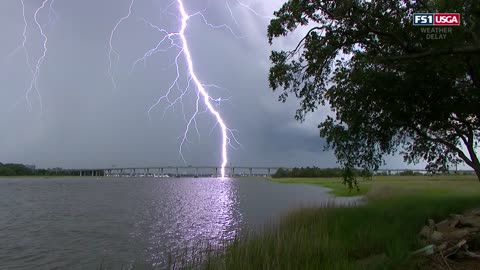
[233,0,275,20]
[110,0,247,178]
[27,0,52,113]
[2,0,265,173]
[20,0,34,75]
[10,0,54,113]
[108,0,135,89]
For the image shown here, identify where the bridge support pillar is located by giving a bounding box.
[161,168,164,175]
[249,168,253,176]
[215,168,218,177]
[176,167,179,177]
[195,168,199,177]
[268,168,271,175]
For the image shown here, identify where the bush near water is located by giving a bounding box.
[272,167,373,178]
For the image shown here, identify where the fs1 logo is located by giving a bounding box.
[413,13,461,26]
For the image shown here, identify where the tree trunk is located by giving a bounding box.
[465,140,480,181]
[474,164,480,182]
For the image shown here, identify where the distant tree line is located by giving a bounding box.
[272,167,372,178]
[0,163,76,176]
[393,170,475,176]
[275,167,475,178]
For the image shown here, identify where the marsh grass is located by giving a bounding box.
[269,175,479,197]
[100,176,480,269]
[201,177,480,269]
[198,195,480,270]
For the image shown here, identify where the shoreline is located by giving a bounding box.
[188,175,480,269]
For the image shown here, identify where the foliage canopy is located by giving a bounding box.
[267,0,480,185]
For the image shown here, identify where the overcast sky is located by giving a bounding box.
[0,0,411,169]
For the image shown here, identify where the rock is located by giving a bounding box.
[449,218,460,228]
[420,225,432,238]
[447,229,470,240]
[466,227,480,233]
[464,209,480,216]
[450,214,464,221]
[418,211,480,259]
[459,216,480,228]
[436,219,450,231]
[430,231,444,242]
[436,242,448,252]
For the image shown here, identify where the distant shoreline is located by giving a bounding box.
[0,175,84,178]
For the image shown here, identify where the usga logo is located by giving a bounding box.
[413,13,461,26]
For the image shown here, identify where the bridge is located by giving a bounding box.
[62,166,475,178]
[67,166,284,177]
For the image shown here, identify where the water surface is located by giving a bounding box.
[0,177,357,269]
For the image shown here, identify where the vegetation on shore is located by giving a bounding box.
[269,174,478,197]
[272,167,366,178]
[212,196,479,269]
[270,176,372,196]
[0,163,76,176]
[167,176,480,270]
[271,167,476,196]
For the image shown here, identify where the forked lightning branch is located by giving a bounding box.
[109,0,244,178]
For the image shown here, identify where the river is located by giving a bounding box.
[0,177,358,269]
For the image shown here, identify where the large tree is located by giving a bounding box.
[267,0,480,184]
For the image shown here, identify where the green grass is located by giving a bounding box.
[269,175,478,197]
[269,177,371,196]
[185,176,480,270]
[210,196,480,270]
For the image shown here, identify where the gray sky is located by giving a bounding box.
[0,0,409,169]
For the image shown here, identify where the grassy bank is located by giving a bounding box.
[269,175,478,197]
[192,176,480,270]
[269,177,371,196]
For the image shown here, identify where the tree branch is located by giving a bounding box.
[412,126,475,168]
[288,26,331,58]
[349,6,411,52]
[452,125,469,147]
[464,124,480,171]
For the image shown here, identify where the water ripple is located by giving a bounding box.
[0,177,351,269]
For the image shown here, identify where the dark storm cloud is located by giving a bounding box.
[0,0,407,169]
